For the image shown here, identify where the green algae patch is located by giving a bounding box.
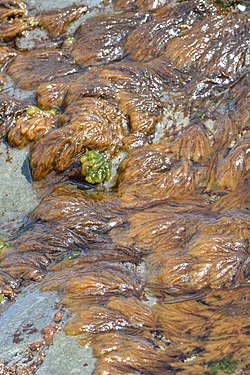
[61,250,81,262]
[0,240,6,249]
[215,0,244,9]
[80,150,111,184]
[63,37,75,48]
[0,240,7,258]
[25,106,57,117]
[205,357,238,374]
[26,106,41,116]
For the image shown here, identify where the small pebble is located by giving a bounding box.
[238,4,246,12]
[54,311,63,322]
[29,342,44,351]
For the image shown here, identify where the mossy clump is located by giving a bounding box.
[80,150,111,184]
[25,106,57,117]
[0,240,6,257]
[206,357,238,374]
[25,106,41,117]
[63,37,75,48]
[215,0,244,9]
[0,240,5,249]
[61,250,81,262]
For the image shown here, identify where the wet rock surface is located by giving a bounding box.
[0,285,95,374]
[0,0,249,374]
[0,143,38,236]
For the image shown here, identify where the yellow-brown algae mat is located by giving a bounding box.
[0,0,249,373]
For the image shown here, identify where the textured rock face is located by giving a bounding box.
[0,0,249,374]
[0,285,95,374]
[0,143,39,236]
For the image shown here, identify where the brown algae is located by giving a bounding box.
[0,0,249,373]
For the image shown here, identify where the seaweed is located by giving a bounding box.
[25,106,57,118]
[61,250,81,262]
[80,150,111,184]
[0,240,6,257]
[206,357,238,374]
[215,0,244,9]
[0,1,250,374]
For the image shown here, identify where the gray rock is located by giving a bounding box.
[37,331,95,375]
[26,0,103,12]
[0,143,39,237]
[0,285,95,374]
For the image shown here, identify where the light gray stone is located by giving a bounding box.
[0,285,95,374]
[0,143,39,237]
[26,0,103,12]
